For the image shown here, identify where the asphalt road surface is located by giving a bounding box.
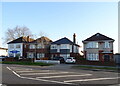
[2,64,120,86]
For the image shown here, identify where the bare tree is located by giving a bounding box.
[38,31,47,37]
[4,26,33,43]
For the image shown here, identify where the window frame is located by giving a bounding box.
[29,44,36,49]
[16,44,21,48]
[87,42,98,48]
[87,53,99,61]
[37,53,45,58]
[51,45,57,49]
[9,44,14,48]
[104,41,110,48]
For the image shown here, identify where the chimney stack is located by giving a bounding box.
[27,36,29,42]
[73,33,76,44]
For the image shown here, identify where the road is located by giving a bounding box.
[2,64,120,86]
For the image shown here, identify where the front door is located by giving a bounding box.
[104,55,110,62]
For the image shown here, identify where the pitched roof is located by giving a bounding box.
[7,36,34,44]
[51,37,80,46]
[30,36,52,43]
[83,33,114,42]
[0,47,8,50]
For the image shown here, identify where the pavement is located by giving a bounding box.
[2,64,120,86]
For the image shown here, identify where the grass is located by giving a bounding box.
[2,61,53,66]
[72,65,119,70]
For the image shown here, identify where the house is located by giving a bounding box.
[0,47,8,56]
[7,36,34,58]
[82,33,114,62]
[27,36,52,60]
[50,33,80,60]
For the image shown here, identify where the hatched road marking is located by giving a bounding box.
[64,77,120,83]
[6,67,74,85]
[10,67,33,71]
[6,66,119,85]
[36,74,92,79]
[20,72,70,75]
[16,70,50,73]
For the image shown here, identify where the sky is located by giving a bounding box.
[1,1,118,53]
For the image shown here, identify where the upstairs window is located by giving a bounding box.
[37,44,44,49]
[16,45,21,48]
[51,45,57,49]
[9,45,14,48]
[60,44,69,49]
[104,42,110,48]
[29,44,35,49]
[87,42,98,48]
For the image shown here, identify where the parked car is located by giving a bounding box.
[52,56,65,63]
[65,57,76,64]
[0,56,8,61]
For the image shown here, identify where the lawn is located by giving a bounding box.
[2,61,53,66]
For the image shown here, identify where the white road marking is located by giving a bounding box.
[6,66,74,85]
[20,72,70,75]
[12,71,21,77]
[64,77,120,83]
[36,74,92,79]
[13,69,33,71]
[16,70,50,73]
[20,76,74,85]
[10,67,33,71]
[7,67,21,77]
[6,67,12,71]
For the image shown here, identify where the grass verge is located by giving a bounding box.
[2,61,53,66]
[72,65,118,70]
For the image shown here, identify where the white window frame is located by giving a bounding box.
[51,45,57,49]
[87,53,99,61]
[16,44,21,48]
[29,44,36,49]
[104,41,110,48]
[60,44,70,49]
[87,42,98,48]
[37,53,45,58]
[27,53,34,58]
[37,44,44,49]
[9,44,14,48]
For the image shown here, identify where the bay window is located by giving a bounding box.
[87,53,99,61]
